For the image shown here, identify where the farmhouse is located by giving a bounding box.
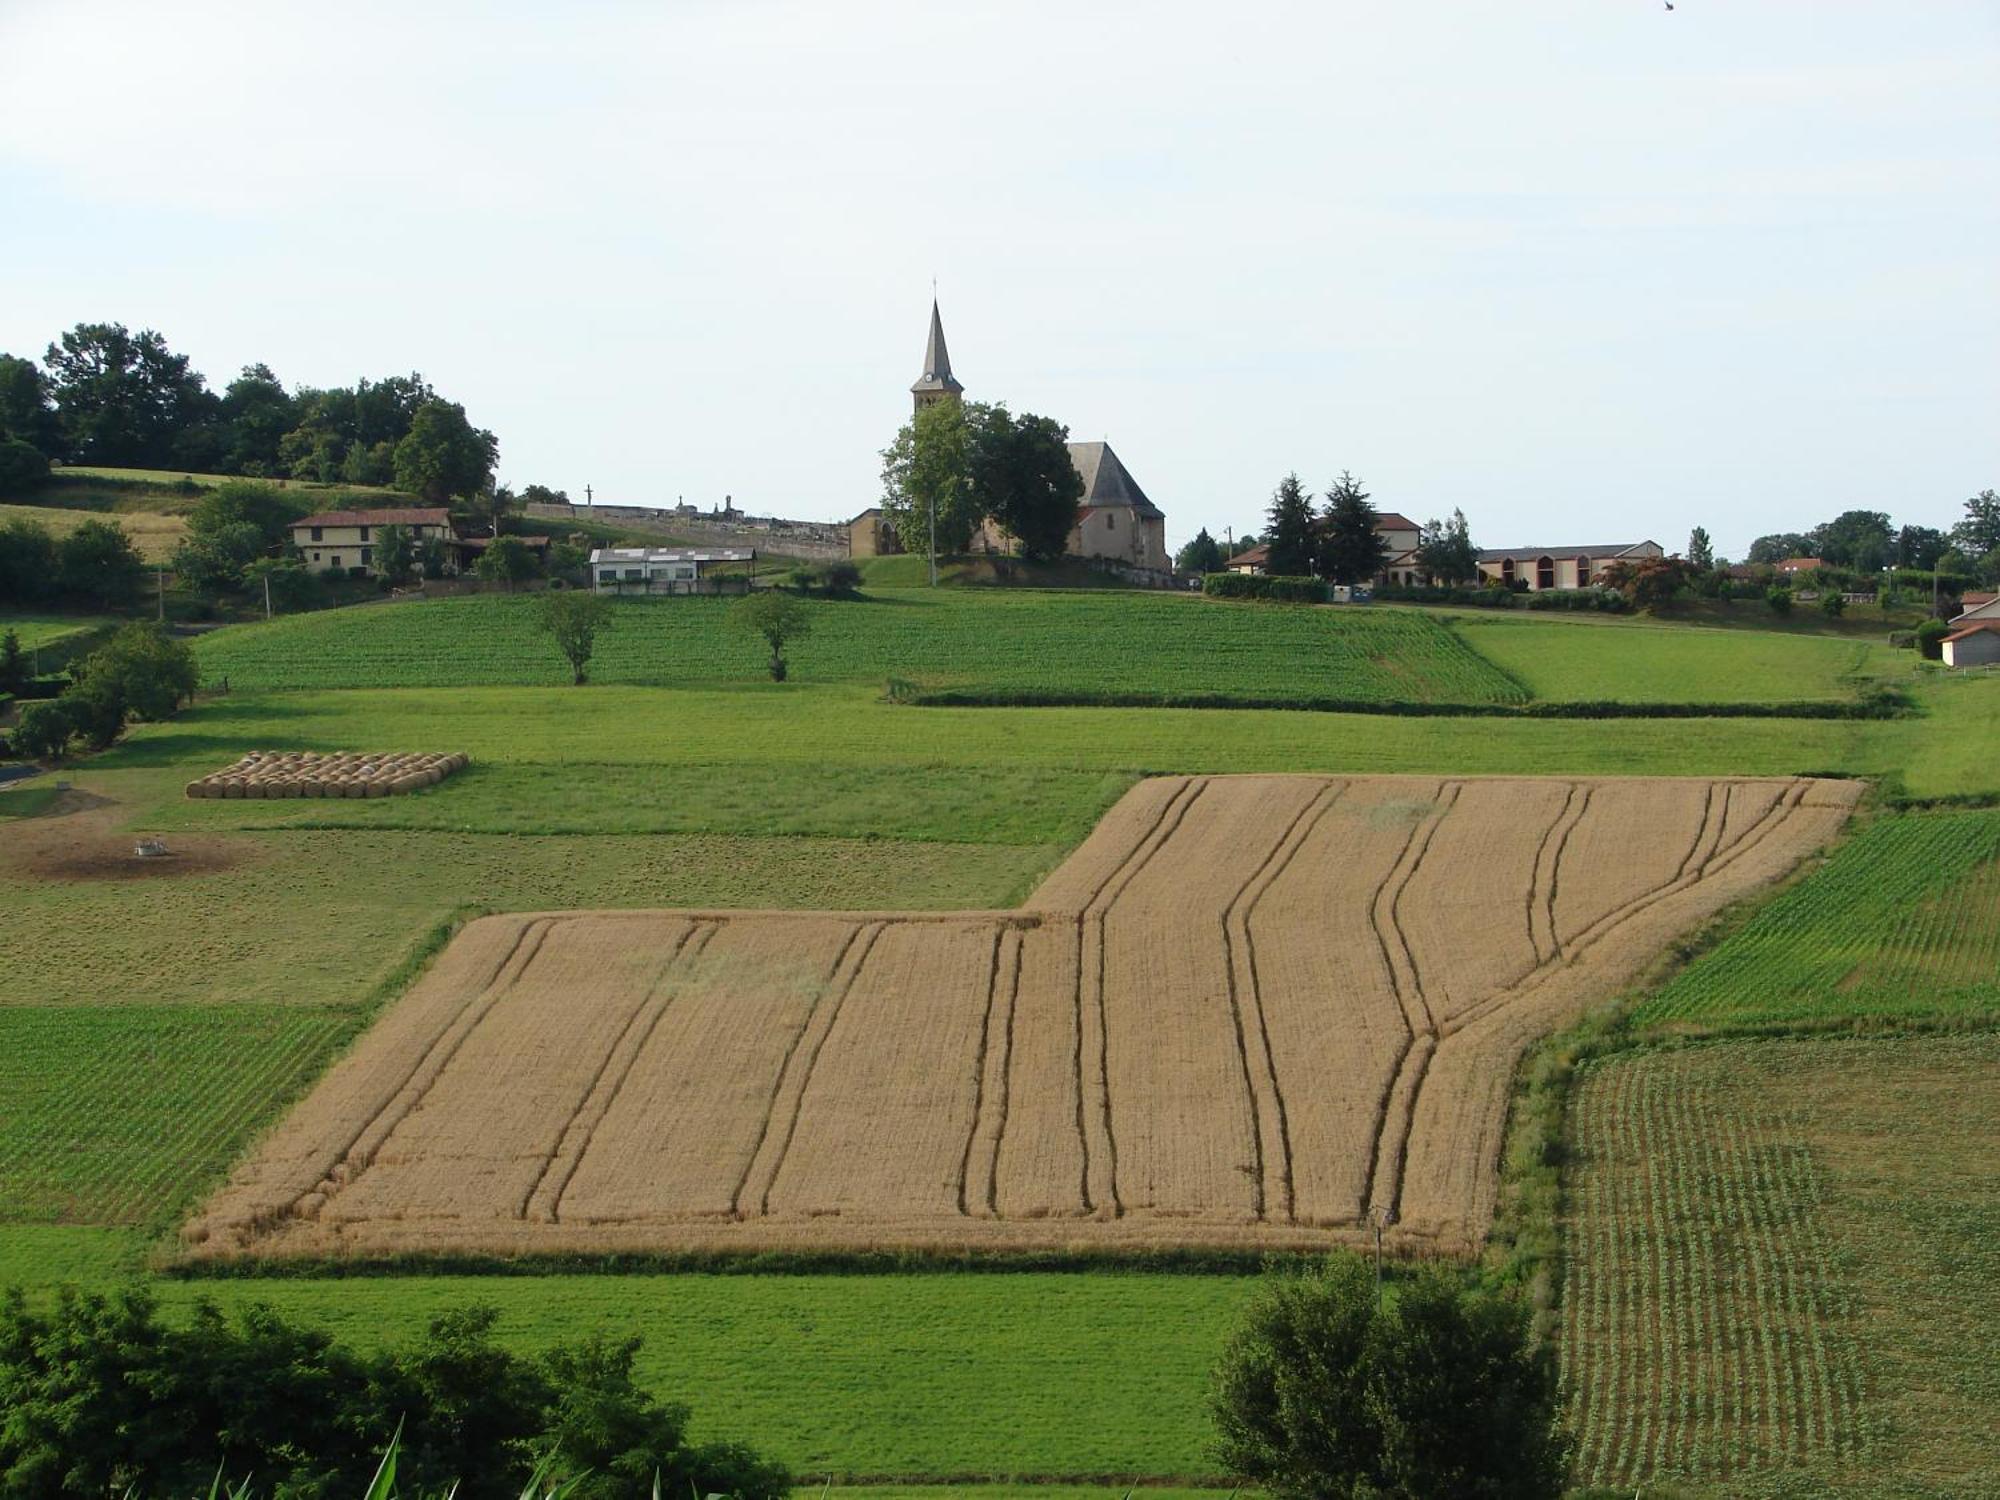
[1476,541,1664,592]
[1949,593,2000,628]
[290,507,454,574]
[851,301,1169,572]
[1943,620,2000,668]
[1225,509,1422,586]
[588,545,756,594]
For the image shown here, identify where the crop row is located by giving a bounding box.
[192,591,1527,704]
[1638,807,2000,1030]
[1561,1045,1870,1486]
[0,1005,356,1226]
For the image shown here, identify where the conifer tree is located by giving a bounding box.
[1263,473,1317,576]
[1316,471,1389,585]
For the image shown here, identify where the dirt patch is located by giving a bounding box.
[185,773,1861,1262]
[2,792,249,882]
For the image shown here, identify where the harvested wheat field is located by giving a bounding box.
[185,750,467,799]
[186,773,1860,1260]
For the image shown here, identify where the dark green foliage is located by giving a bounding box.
[880,398,977,558]
[1203,572,1329,603]
[0,355,60,457]
[0,631,23,697]
[172,478,305,595]
[41,323,219,468]
[1686,526,1715,571]
[0,1290,783,1500]
[1916,617,1950,659]
[374,524,416,585]
[971,404,1083,562]
[1415,510,1478,585]
[1263,473,1317,577]
[788,561,862,598]
[1767,586,1795,616]
[1811,509,1895,572]
[1176,527,1224,573]
[736,589,810,680]
[474,536,541,588]
[393,400,499,503]
[55,519,147,607]
[1953,489,2000,560]
[1896,523,1947,570]
[1747,532,1815,565]
[1212,1258,1568,1500]
[0,438,49,491]
[7,699,74,759]
[1820,588,1847,617]
[216,364,297,476]
[1315,472,1389,585]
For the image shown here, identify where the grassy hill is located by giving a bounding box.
[192,589,1528,703]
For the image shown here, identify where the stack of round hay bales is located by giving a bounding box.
[184,751,469,800]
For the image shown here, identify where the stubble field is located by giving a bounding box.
[188,773,1857,1261]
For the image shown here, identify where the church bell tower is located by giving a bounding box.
[909,298,964,414]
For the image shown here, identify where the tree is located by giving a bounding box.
[969,404,1084,562]
[880,398,977,570]
[0,629,26,695]
[170,521,264,595]
[172,480,300,594]
[1768,586,1795,616]
[1599,555,1693,611]
[1176,527,1224,574]
[245,557,318,613]
[0,517,59,604]
[1747,532,1814,565]
[70,622,200,724]
[418,533,451,580]
[1315,472,1389,585]
[474,536,540,590]
[0,436,50,491]
[1896,524,1947,570]
[9,699,75,759]
[1952,489,2000,559]
[735,589,810,681]
[1262,473,1317,577]
[1687,526,1715,572]
[42,322,217,467]
[521,482,571,506]
[218,363,296,475]
[1212,1257,1566,1500]
[1416,509,1479,584]
[375,523,417,585]
[393,399,499,503]
[1820,588,1847,617]
[0,352,60,455]
[535,590,614,685]
[56,519,146,608]
[1811,509,1894,572]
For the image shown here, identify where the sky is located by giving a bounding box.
[1,1,1995,560]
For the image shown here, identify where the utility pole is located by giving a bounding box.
[157,566,165,622]
[263,569,273,621]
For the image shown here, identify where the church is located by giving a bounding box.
[849,302,1170,572]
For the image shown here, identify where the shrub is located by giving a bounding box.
[1916,618,1950,660]
[0,436,51,491]
[1767,586,1794,616]
[9,698,75,759]
[1820,589,1847,618]
[735,588,811,680]
[0,629,23,696]
[1212,1257,1568,1500]
[1203,572,1330,603]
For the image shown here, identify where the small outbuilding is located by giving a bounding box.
[1942,620,2000,668]
[589,546,756,594]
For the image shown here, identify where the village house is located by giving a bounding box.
[289,508,455,574]
[1476,540,1664,592]
[588,546,756,594]
[1223,509,1422,587]
[1949,591,2000,626]
[1942,620,2000,668]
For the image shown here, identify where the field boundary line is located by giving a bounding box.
[958,926,1021,1218]
[736,921,885,1217]
[527,920,720,1223]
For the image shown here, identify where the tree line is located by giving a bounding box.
[1176,473,1480,587]
[0,323,499,503]
[1745,494,2000,584]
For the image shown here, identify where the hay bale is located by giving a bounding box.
[365,780,390,798]
[221,781,245,800]
[300,778,326,797]
[345,781,369,799]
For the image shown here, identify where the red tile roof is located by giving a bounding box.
[293,508,453,528]
[1944,620,2000,642]
[1375,512,1421,532]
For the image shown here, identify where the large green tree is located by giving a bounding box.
[56,519,147,608]
[1262,473,1317,577]
[1747,531,1814,564]
[1176,527,1224,573]
[535,590,615,684]
[1416,508,1479,584]
[1686,525,1715,571]
[1810,509,1894,571]
[394,399,499,503]
[0,353,60,456]
[1315,471,1389,585]
[42,323,218,468]
[217,363,297,476]
[969,403,1083,562]
[880,398,977,570]
[1951,489,2000,560]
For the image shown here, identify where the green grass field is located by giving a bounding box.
[0,610,116,649]
[2,583,1997,1494]
[192,590,1528,702]
[1440,610,1897,703]
[1562,1034,1999,1497]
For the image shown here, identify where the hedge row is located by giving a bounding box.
[1373,583,1633,613]
[1201,572,1330,602]
[900,685,1914,720]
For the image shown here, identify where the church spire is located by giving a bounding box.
[909,298,964,412]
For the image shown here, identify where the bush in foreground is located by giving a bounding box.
[0,1290,786,1500]
[1212,1257,1568,1500]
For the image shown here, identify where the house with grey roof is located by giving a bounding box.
[1476,540,1663,592]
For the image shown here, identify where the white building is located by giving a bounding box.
[589,547,756,594]
[1942,620,2000,668]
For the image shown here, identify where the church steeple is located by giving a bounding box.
[909,298,964,413]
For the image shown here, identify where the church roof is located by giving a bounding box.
[1067,441,1164,519]
[910,300,963,397]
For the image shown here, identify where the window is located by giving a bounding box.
[597,570,618,584]
[1501,558,1516,583]
[1106,511,1115,529]
[1575,555,1592,585]
[310,526,323,542]
[1536,556,1555,590]
[624,568,644,581]
[312,551,321,562]
[359,526,371,542]
[360,546,373,566]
